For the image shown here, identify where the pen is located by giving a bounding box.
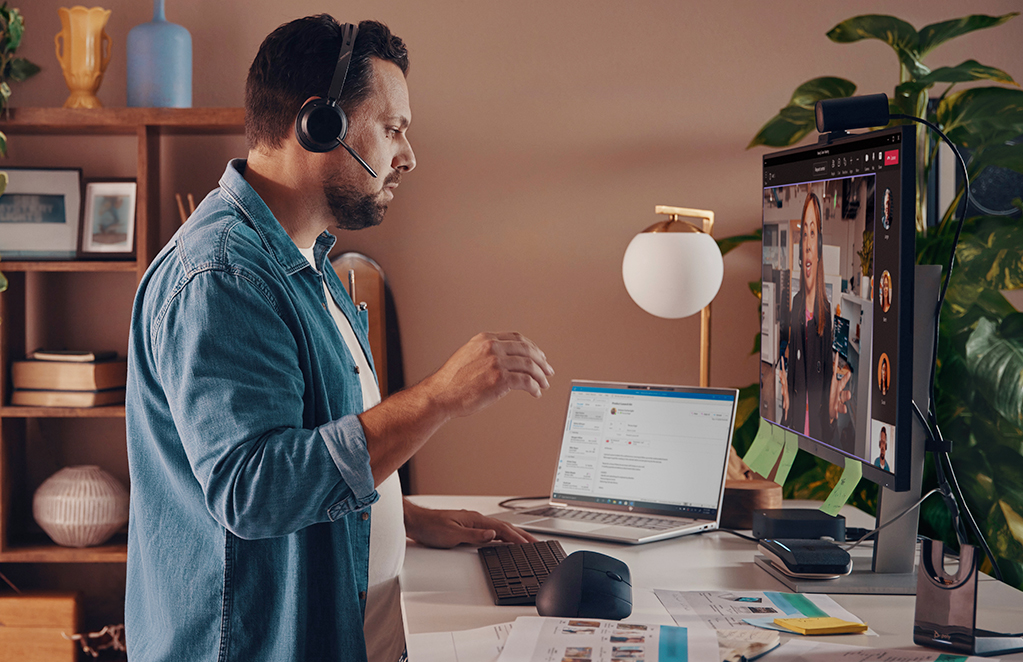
[348,269,356,304]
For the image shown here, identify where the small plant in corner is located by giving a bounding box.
[0,2,41,155]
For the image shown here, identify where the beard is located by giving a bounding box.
[323,171,401,231]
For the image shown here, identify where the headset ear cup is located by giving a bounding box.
[295,98,348,152]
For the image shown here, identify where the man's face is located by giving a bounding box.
[321,58,415,230]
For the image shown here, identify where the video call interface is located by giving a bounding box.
[550,385,733,517]
[761,130,905,476]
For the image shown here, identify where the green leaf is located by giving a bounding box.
[748,280,762,299]
[913,60,1018,89]
[965,317,1023,427]
[967,142,1023,180]
[937,87,1023,150]
[5,7,23,52]
[0,268,6,293]
[717,229,762,257]
[0,131,7,158]
[918,13,1019,57]
[826,15,927,80]
[8,56,39,82]
[788,77,859,110]
[748,78,855,148]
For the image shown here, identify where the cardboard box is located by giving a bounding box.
[0,592,80,661]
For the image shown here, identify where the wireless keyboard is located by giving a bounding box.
[477,540,568,606]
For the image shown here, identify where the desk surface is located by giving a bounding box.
[401,495,1023,659]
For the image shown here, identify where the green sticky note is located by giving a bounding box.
[744,418,785,478]
[773,430,799,486]
[819,456,863,517]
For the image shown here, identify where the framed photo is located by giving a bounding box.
[0,167,82,259]
[79,180,137,258]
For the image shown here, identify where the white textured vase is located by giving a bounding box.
[33,465,129,547]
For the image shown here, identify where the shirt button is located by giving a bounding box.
[354,366,361,375]
[361,512,369,521]
[359,591,367,600]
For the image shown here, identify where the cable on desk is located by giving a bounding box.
[497,496,549,510]
[842,488,940,553]
[718,529,760,543]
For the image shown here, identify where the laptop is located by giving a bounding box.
[491,379,738,544]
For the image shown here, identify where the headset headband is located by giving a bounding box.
[326,23,358,106]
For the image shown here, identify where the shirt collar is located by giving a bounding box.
[218,159,337,275]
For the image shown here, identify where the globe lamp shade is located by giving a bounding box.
[622,230,724,319]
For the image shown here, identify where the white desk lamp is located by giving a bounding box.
[622,205,724,386]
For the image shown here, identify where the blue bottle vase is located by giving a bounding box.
[126,0,192,107]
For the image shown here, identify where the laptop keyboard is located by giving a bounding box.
[478,540,568,605]
[523,506,689,531]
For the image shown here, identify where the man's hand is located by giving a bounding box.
[425,332,554,419]
[403,499,537,549]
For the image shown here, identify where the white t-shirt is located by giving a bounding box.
[299,247,406,662]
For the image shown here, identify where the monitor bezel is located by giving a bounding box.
[760,125,916,492]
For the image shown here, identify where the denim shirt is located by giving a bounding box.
[125,159,380,662]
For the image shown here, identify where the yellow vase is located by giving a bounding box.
[55,6,112,109]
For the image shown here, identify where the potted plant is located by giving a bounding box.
[0,3,41,294]
[732,12,1023,588]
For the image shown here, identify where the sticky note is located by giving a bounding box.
[773,617,868,635]
[773,430,799,486]
[819,457,863,517]
[743,418,785,478]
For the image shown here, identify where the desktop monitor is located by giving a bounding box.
[759,125,934,594]
[760,125,916,493]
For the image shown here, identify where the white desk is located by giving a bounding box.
[401,495,1023,659]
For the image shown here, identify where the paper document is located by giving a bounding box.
[406,621,514,662]
[653,590,874,635]
[716,628,780,662]
[496,616,719,662]
[771,638,997,661]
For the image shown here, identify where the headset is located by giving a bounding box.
[294,22,378,177]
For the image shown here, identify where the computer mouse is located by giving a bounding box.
[536,550,632,620]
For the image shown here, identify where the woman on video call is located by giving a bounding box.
[779,192,851,442]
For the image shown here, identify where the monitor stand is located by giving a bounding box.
[755,265,941,595]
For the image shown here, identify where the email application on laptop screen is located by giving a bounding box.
[550,383,736,518]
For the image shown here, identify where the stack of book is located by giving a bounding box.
[10,350,127,407]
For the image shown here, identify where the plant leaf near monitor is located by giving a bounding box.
[731,11,1023,589]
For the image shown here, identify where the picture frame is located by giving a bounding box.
[79,180,137,258]
[0,167,82,259]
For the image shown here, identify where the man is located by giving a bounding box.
[125,16,553,662]
[873,427,891,471]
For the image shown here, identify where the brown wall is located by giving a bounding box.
[11,0,1023,497]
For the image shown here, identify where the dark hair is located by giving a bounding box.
[799,192,827,337]
[245,16,409,150]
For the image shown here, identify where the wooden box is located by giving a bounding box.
[0,592,80,661]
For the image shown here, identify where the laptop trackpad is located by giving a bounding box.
[527,518,597,533]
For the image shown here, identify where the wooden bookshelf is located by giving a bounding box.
[0,108,243,565]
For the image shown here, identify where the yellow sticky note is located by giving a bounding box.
[819,456,863,517]
[773,430,799,486]
[773,617,868,635]
[744,418,785,478]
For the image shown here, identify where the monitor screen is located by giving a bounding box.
[550,382,736,518]
[760,126,916,491]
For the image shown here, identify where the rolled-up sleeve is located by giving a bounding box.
[152,265,377,540]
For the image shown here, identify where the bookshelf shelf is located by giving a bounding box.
[0,405,126,418]
[0,536,128,563]
[0,261,138,273]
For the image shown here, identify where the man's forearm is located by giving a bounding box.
[358,331,554,487]
[359,376,450,486]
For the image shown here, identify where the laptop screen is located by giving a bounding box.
[550,381,737,519]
